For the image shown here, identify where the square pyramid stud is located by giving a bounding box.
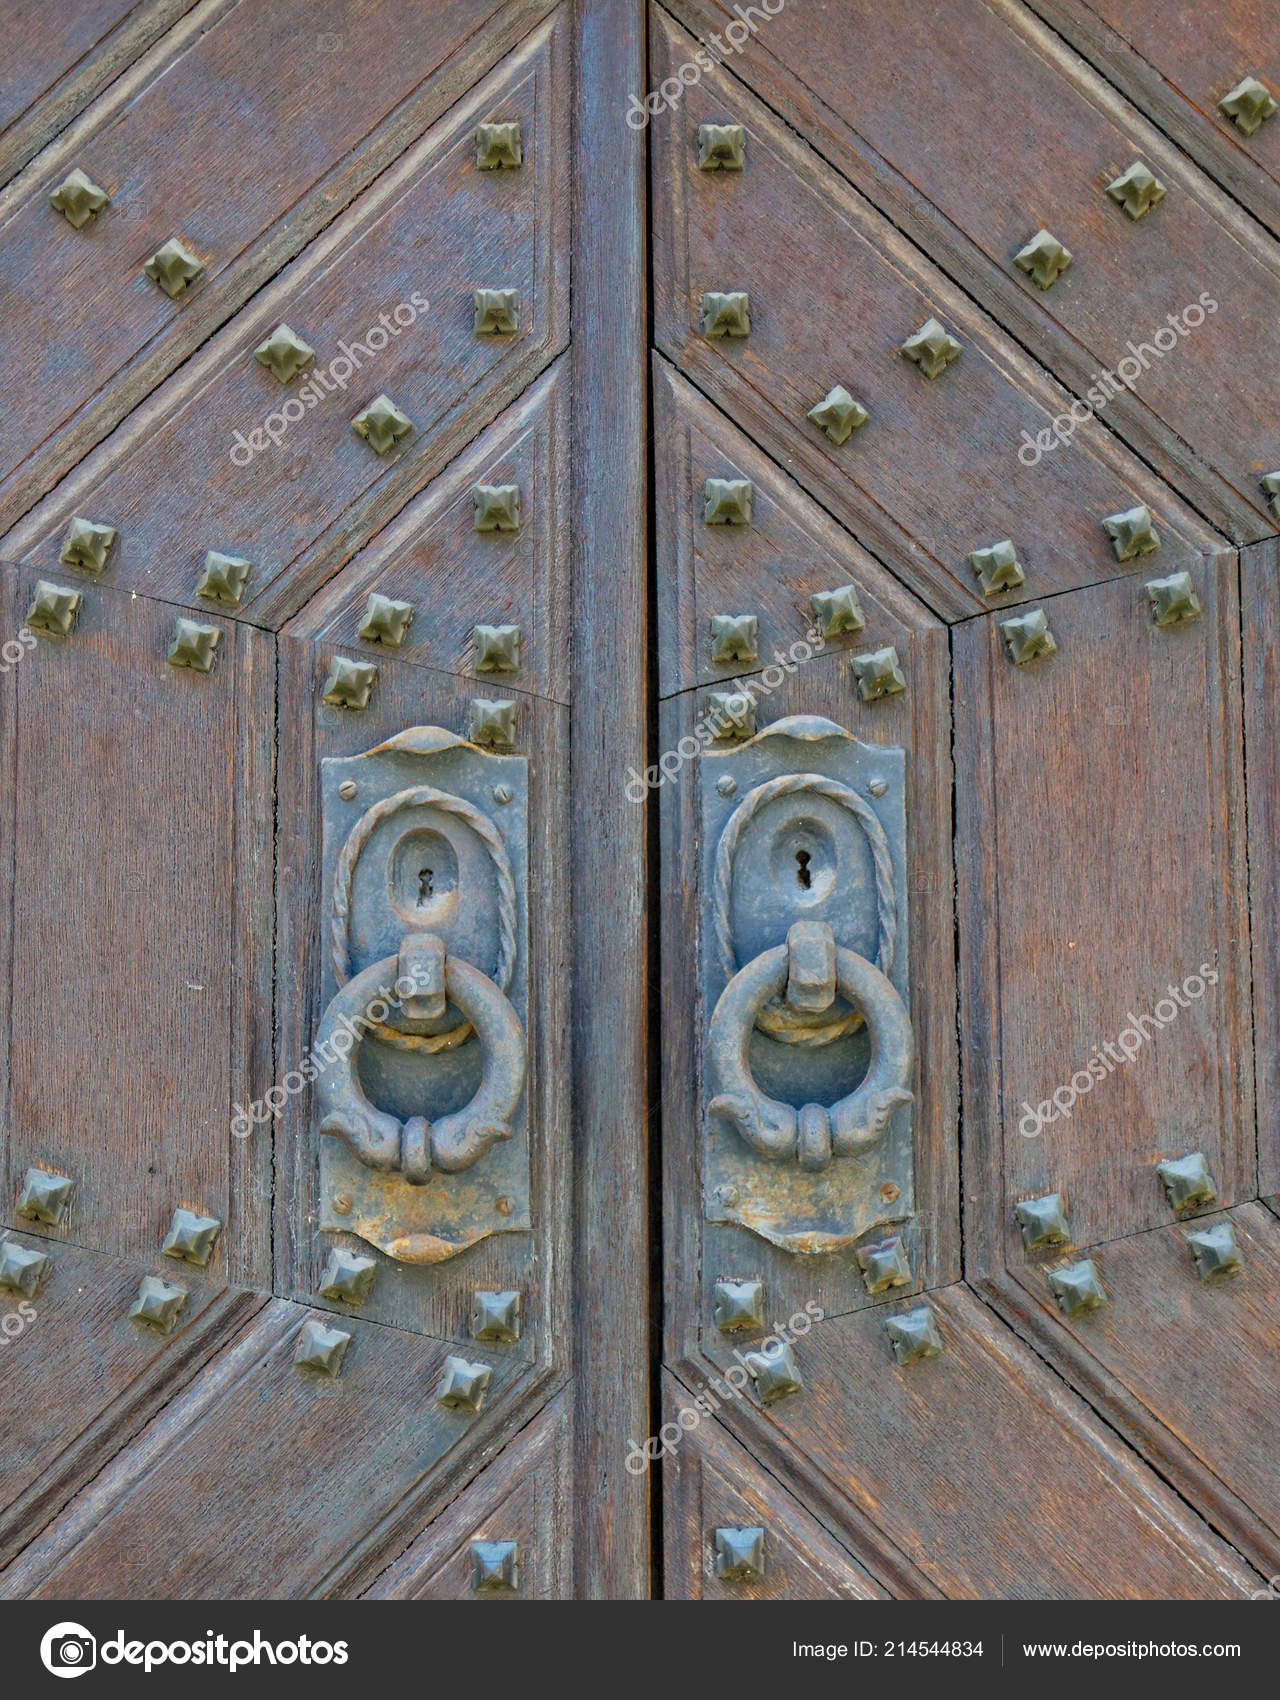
[323,656,377,709]
[1219,74,1278,136]
[810,583,865,637]
[901,317,962,378]
[143,237,204,297]
[352,394,413,455]
[885,1303,944,1364]
[1102,503,1160,561]
[319,1248,378,1303]
[474,624,521,672]
[26,580,82,637]
[473,483,521,532]
[806,384,868,445]
[167,617,221,673]
[437,1354,493,1413]
[851,645,907,702]
[712,1278,765,1333]
[703,477,753,525]
[474,288,520,336]
[195,551,252,607]
[357,592,414,647]
[475,121,522,169]
[254,323,315,382]
[16,1167,73,1225]
[1156,1151,1218,1214]
[1145,570,1200,627]
[743,1340,803,1404]
[1000,609,1056,665]
[471,1539,519,1590]
[472,1289,521,1342]
[59,516,116,576]
[161,1207,221,1266]
[710,613,758,665]
[700,290,750,338]
[698,123,746,169]
[1260,470,1280,520]
[469,697,516,748]
[969,539,1025,596]
[1046,1258,1106,1318]
[49,167,110,228]
[856,1235,912,1295]
[706,689,756,741]
[130,1274,188,1334]
[1014,228,1073,290]
[294,1319,352,1377]
[1015,1192,1072,1251]
[1186,1221,1244,1284]
[0,1240,49,1298]
[714,1526,765,1582]
[1106,161,1166,220]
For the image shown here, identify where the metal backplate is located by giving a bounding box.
[319,727,530,1260]
[701,716,912,1254]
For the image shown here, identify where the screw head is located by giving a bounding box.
[332,1194,353,1215]
[495,1194,515,1216]
[338,781,357,801]
[716,774,737,797]
[493,784,513,805]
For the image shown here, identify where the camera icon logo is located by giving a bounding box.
[40,1623,97,1678]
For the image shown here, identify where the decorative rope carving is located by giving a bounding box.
[331,784,517,1053]
[712,773,898,1047]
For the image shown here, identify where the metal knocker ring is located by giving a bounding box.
[315,945,526,1182]
[707,925,914,1172]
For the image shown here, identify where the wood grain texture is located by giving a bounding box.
[955,556,1253,1271]
[1240,538,1280,1195]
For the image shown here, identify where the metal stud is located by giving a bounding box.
[1219,74,1277,135]
[856,1234,912,1295]
[161,1207,221,1266]
[1000,608,1056,666]
[469,697,516,748]
[885,1302,943,1364]
[16,1167,73,1226]
[25,580,82,636]
[1014,229,1073,290]
[714,1526,765,1582]
[474,624,521,672]
[472,1289,521,1342]
[900,317,962,378]
[1145,570,1200,627]
[743,1340,803,1404]
[1156,1151,1218,1214]
[1015,1193,1071,1251]
[195,551,252,607]
[475,121,523,170]
[700,290,750,338]
[253,323,315,382]
[969,539,1025,596]
[143,237,204,297]
[807,384,867,444]
[351,394,413,454]
[357,592,414,647]
[470,1539,519,1591]
[810,583,865,636]
[59,517,115,576]
[130,1274,188,1334]
[1186,1221,1244,1284]
[1046,1258,1106,1318]
[167,616,221,673]
[49,168,109,228]
[319,1248,378,1303]
[706,690,757,741]
[323,656,377,709]
[437,1354,493,1412]
[294,1319,352,1376]
[712,1278,765,1333]
[1102,503,1160,561]
[0,1240,49,1298]
[698,123,746,170]
[710,613,758,665]
[473,483,521,532]
[1260,470,1280,520]
[703,477,752,525]
[474,288,520,336]
[850,645,906,702]
[1106,162,1166,220]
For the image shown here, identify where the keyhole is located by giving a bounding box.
[417,868,434,904]
[795,850,812,890]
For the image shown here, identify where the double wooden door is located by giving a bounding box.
[2,0,1279,1600]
